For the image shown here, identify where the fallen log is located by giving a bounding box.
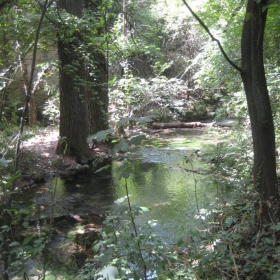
[151,122,213,129]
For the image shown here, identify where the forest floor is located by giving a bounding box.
[17,126,110,190]
[9,127,110,268]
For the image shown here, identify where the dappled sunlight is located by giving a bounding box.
[23,127,59,149]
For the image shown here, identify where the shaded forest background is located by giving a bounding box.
[1,0,280,279]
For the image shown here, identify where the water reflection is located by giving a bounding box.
[33,157,214,244]
[111,156,215,242]
[24,129,217,244]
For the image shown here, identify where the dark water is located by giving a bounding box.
[23,129,217,240]
[14,128,221,278]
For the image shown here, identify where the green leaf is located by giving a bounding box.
[139,206,150,212]
[0,158,12,167]
[118,117,135,127]
[262,5,269,12]
[129,135,146,146]
[275,222,280,231]
[112,139,130,155]
[9,241,20,247]
[120,166,132,178]
[95,164,111,173]
[115,205,129,215]
[272,270,280,280]
[93,242,101,253]
[87,129,113,143]
[1,225,10,230]
[22,236,33,245]
[114,195,130,204]
[22,222,29,228]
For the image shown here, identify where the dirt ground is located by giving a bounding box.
[17,127,110,189]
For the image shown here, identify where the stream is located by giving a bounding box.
[12,127,224,279]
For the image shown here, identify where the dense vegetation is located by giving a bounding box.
[1,0,280,279]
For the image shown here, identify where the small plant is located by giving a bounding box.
[87,116,153,157]
[58,136,68,155]
[0,159,47,279]
[75,174,198,280]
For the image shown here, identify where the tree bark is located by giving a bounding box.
[57,0,93,163]
[87,49,109,134]
[241,0,279,222]
[86,0,109,134]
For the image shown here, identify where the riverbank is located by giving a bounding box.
[16,127,111,190]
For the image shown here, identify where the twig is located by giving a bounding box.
[125,178,148,280]
[229,243,240,280]
[181,0,244,74]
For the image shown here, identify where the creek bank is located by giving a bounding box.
[4,125,229,277]
[16,120,238,190]
[11,183,106,276]
[7,212,104,278]
[16,127,111,192]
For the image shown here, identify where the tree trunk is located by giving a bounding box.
[87,51,109,134]
[28,94,37,126]
[241,0,279,223]
[57,0,93,163]
[86,0,109,134]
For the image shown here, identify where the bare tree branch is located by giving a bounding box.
[182,0,244,74]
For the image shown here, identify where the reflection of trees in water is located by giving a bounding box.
[111,160,165,200]
[131,161,163,188]
[112,158,215,216]
[55,165,114,201]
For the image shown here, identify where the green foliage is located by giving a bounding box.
[110,76,210,123]
[87,128,114,143]
[0,158,46,278]
[208,128,253,190]
[0,210,46,278]
[0,158,12,167]
[183,187,280,279]
[88,116,151,158]
[1,0,280,278]
[109,0,163,68]
[178,128,280,280]
[75,195,197,280]
[81,126,280,280]
[43,93,60,125]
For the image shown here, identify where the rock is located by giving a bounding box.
[75,164,89,171]
[31,171,47,183]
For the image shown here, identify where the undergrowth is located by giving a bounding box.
[75,127,280,280]
[2,124,280,279]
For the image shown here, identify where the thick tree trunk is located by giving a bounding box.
[57,0,93,163]
[241,0,279,223]
[85,0,109,134]
[87,51,109,134]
